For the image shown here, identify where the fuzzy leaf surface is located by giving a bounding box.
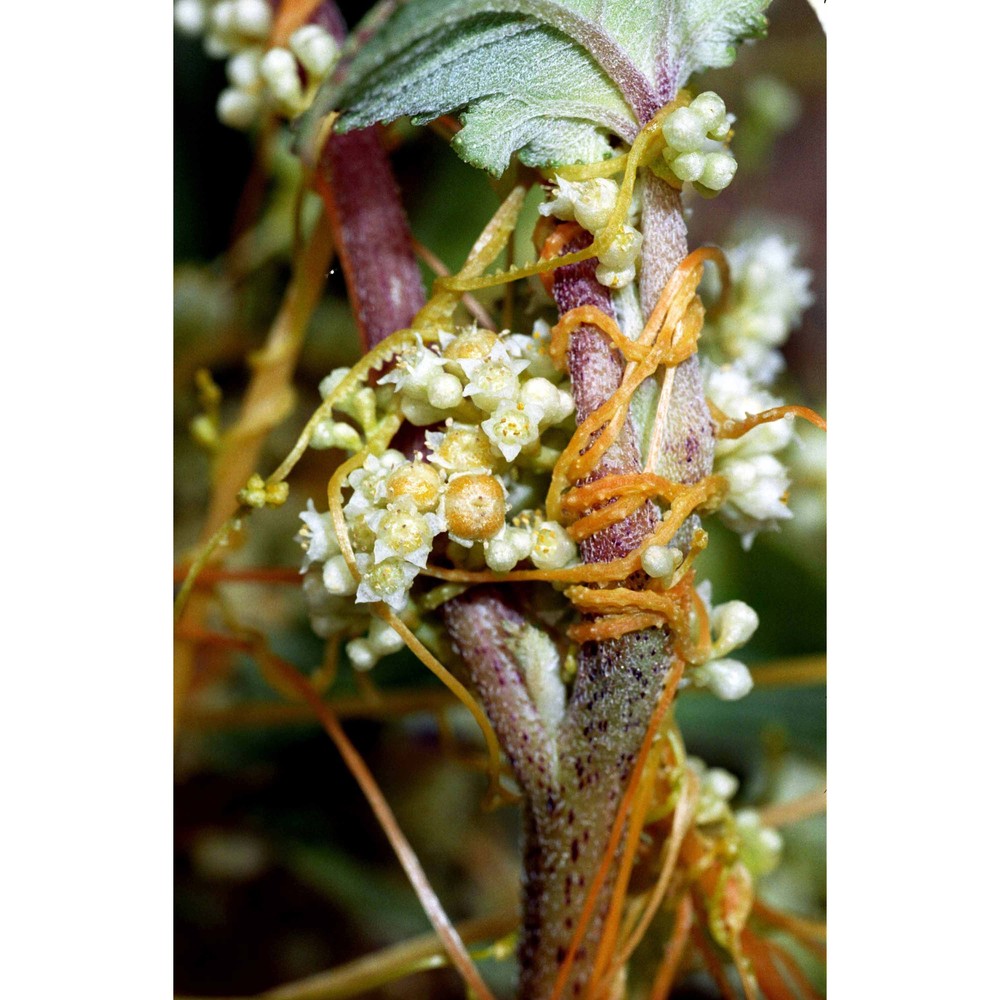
[310,0,769,173]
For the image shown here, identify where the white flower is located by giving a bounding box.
[661,93,738,193]
[517,378,574,427]
[539,176,620,234]
[705,364,794,460]
[530,521,577,570]
[425,424,496,474]
[688,758,740,825]
[463,357,526,413]
[482,399,544,462]
[685,582,757,700]
[289,24,339,79]
[343,451,406,517]
[356,557,420,610]
[378,338,449,396]
[703,233,812,381]
[298,499,341,569]
[484,524,532,572]
[366,497,445,568]
[505,322,560,380]
[735,809,783,877]
[719,453,793,548]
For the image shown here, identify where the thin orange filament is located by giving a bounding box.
[715,403,827,440]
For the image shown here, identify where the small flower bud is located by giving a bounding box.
[641,544,683,580]
[598,224,642,271]
[702,658,753,700]
[346,638,377,671]
[574,178,619,233]
[226,49,262,90]
[689,92,727,132]
[261,47,304,110]
[670,152,706,182]
[485,536,519,572]
[700,151,738,191]
[368,618,406,655]
[319,367,351,399]
[530,521,576,570]
[216,87,259,129]
[322,555,357,596]
[518,378,574,426]
[595,263,636,289]
[711,600,759,657]
[310,419,362,451]
[233,0,272,38]
[174,0,207,36]
[289,24,339,78]
[426,371,464,410]
[662,106,705,153]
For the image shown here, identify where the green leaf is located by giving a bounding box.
[306,0,770,175]
[654,0,770,98]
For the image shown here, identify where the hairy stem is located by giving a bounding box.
[314,126,426,349]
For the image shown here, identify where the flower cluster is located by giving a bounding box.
[298,326,582,670]
[174,0,340,129]
[660,92,738,194]
[706,363,796,548]
[684,581,759,700]
[538,177,643,289]
[379,327,575,464]
[701,231,813,383]
[688,758,783,877]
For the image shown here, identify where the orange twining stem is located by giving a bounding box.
[689,580,713,664]
[545,250,714,522]
[550,306,646,370]
[567,613,666,644]
[715,403,827,439]
[328,452,366,581]
[566,491,650,542]
[421,476,726,588]
[565,586,679,619]
[271,1,324,46]
[562,473,686,513]
[538,222,587,295]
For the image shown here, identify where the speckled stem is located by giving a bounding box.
[508,180,698,1000]
[638,175,715,487]
[442,176,714,1000]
